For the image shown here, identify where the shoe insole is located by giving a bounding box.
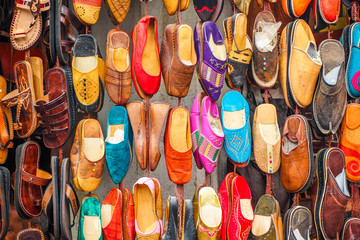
[252,215,271,236]
[73,56,97,73]
[170,108,190,152]
[106,124,124,143]
[135,184,156,233]
[199,187,222,228]
[83,120,104,162]
[101,204,114,228]
[282,137,298,153]
[240,199,254,220]
[83,216,102,240]
[178,25,196,66]
[208,35,227,61]
[252,195,275,236]
[259,124,280,145]
[111,31,129,72]
[223,109,245,129]
[30,57,44,101]
[207,109,224,137]
[142,18,160,76]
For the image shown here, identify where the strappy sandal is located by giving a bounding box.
[14,141,52,219]
[10,0,50,51]
[35,67,76,149]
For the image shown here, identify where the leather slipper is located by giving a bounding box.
[193,0,217,22]
[14,141,52,219]
[0,166,10,239]
[105,0,131,24]
[35,67,76,149]
[17,228,45,239]
[60,158,80,240]
[10,0,50,51]
[122,188,135,240]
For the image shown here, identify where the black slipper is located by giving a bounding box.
[193,0,218,22]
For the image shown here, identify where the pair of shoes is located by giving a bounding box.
[105,106,133,184]
[311,148,350,239]
[42,157,80,239]
[218,172,254,240]
[251,194,283,239]
[339,103,360,182]
[221,91,250,166]
[281,114,314,193]
[72,34,105,113]
[78,195,103,240]
[193,0,224,22]
[194,21,227,102]
[101,188,135,240]
[191,93,224,174]
[223,13,252,90]
[70,119,105,192]
[313,0,341,30]
[253,104,281,174]
[105,29,132,106]
[35,66,76,149]
[193,185,222,239]
[164,107,192,184]
[341,23,360,98]
[14,141,52,219]
[163,0,190,15]
[312,39,347,136]
[133,177,163,240]
[284,206,312,240]
[279,19,322,110]
[161,24,197,98]
[162,197,196,240]
[251,11,280,89]
[127,102,169,171]
[131,16,161,99]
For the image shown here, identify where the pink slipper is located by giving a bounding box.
[190,92,206,169]
[199,96,224,173]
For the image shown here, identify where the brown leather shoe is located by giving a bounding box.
[281,114,314,193]
[126,101,147,170]
[341,217,360,240]
[312,148,350,239]
[160,24,196,98]
[164,107,192,184]
[105,29,132,105]
[149,102,170,171]
[17,228,45,240]
[122,188,135,240]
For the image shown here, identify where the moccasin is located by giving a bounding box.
[284,206,312,240]
[253,104,281,174]
[221,91,251,166]
[195,21,227,101]
[339,103,360,182]
[313,0,341,30]
[279,19,322,110]
[281,0,311,18]
[131,16,161,99]
[105,29,132,106]
[164,107,192,184]
[105,106,133,184]
[161,24,196,98]
[341,217,360,240]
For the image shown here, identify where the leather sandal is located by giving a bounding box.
[35,67,76,149]
[10,0,50,51]
[14,141,52,219]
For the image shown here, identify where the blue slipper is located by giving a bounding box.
[221,91,251,165]
[105,106,133,184]
[78,196,102,240]
[345,23,360,98]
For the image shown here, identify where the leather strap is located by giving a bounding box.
[22,169,51,186]
[42,184,52,215]
[65,184,79,220]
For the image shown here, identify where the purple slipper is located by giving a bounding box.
[195,21,227,102]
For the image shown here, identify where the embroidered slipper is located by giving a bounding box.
[10,0,50,50]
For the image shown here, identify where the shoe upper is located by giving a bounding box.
[312,39,346,136]
[342,218,360,240]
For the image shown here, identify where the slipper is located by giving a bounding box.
[78,196,103,240]
[101,188,123,239]
[72,34,104,113]
[105,0,131,24]
[0,166,10,239]
[105,106,133,184]
[195,21,227,102]
[229,0,251,15]
[199,96,224,174]
[209,0,224,22]
[73,0,102,25]
[35,67,76,149]
[14,141,52,219]
[60,158,80,240]
[190,92,206,170]
[193,0,217,22]
[105,29,132,106]
[221,91,251,166]
[122,188,135,240]
[10,0,50,51]
[0,76,12,164]
[17,228,45,239]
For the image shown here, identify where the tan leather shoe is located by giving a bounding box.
[126,101,147,170]
[279,20,322,110]
[163,0,190,15]
[149,103,170,171]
